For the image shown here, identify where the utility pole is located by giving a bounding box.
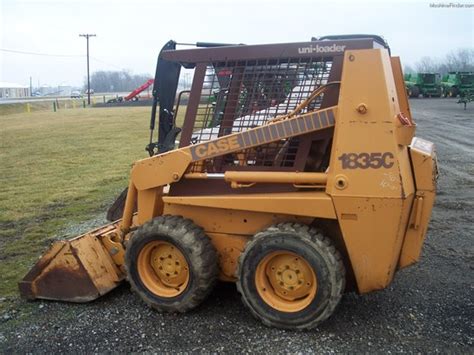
[79,33,96,105]
[29,76,32,96]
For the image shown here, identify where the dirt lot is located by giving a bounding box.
[0,99,472,353]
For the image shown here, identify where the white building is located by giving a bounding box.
[0,82,30,99]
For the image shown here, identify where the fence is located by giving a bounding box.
[0,95,119,115]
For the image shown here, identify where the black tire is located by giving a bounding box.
[449,87,458,98]
[409,86,420,98]
[236,223,345,330]
[125,215,218,312]
[106,187,133,221]
[442,87,450,98]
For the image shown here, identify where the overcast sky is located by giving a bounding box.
[1,0,473,87]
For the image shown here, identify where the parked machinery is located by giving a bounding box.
[441,71,474,97]
[404,73,442,98]
[107,79,154,103]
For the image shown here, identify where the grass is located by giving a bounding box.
[0,105,185,308]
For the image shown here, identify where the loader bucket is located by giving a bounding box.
[19,222,125,303]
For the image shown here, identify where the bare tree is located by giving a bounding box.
[404,64,415,74]
[412,48,474,75]
[415,56,439,73]
[445,48,474,72]
[85,70,152,92]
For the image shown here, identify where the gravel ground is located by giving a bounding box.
[1,98,473,353]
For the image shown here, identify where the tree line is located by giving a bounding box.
[87,48,473,92]
[404,48,474,75]
[85,70,152,92]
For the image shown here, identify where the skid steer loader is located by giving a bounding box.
[19,35,438,330]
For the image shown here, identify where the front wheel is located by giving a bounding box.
[125,215,218,312]
[236,223,345,330]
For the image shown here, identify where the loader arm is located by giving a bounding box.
[121,105,337,233]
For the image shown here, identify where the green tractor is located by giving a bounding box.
[441,72,474,97]
[404,73,442,98]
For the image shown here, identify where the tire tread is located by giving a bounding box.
[125,215,218,313]
[236,222,345,330]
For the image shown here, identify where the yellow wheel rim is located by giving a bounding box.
[137,241,189,298]
[255,251,317,312]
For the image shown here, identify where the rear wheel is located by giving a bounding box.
[236,223,345,330]
[125,215,218,312]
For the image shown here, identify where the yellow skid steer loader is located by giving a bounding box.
[19,35,437,330]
